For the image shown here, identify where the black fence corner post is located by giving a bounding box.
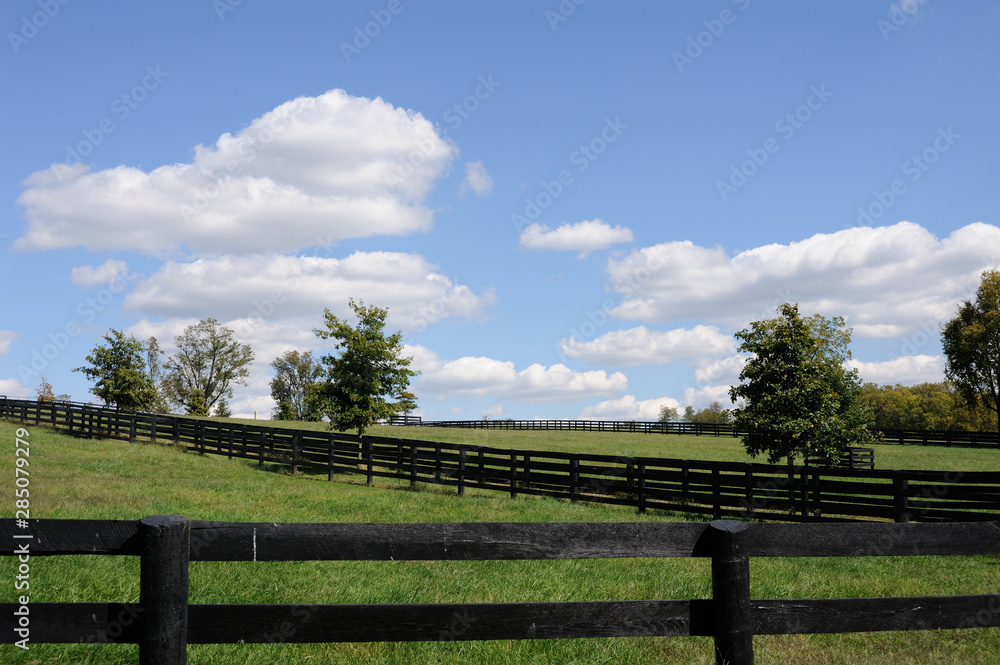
[710,519,753,665]
[139,515,190,665]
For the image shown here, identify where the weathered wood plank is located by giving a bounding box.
[1,519,141,555]
[753,595,1000,633]
[184,600,703,643]
[187,521,714,561]
[747,521,1000,557]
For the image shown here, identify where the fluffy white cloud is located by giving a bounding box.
[693,354,748,385]
[461,161,494,196]
[0,378,30,398]
[410,346,627,402]
[71,259,130,288]
[560,325,735,366]
[520,219,633,258]
[15,89,455,255]
[846,354,945,386]
[578,395,680,420]
[608,222,1000,338]
[0,331,18,356]
[124,251,495,331]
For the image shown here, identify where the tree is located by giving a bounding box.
[658,405,679,422]
[269,350,324,420]
[213,397,232,418]
[686,401,732,424]
[145,336,170,413]
[312,300,418,436]
[74,330,158,413]
[942,269,1000,432]
[395,390,419,421]
[161,318,254,414]
[35,376,55,402]
[729,304,878,463]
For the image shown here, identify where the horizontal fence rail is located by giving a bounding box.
[3,397,1000,523]
[2,518,999,664]
[410,418,1000,448]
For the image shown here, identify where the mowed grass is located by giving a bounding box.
[1,420,998,665]
[221,415,1000,471]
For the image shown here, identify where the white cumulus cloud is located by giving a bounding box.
[846,354,946,386]
[71,259,131,288]
[410,346,627,402]
[461,160,494,196]
[578,395,680,420]
[608,222,1000,338]
[0,331,18,356]
[15,89,456,255]
[123,251,495,331]
[560,325,736,366]
[520,219,633,258]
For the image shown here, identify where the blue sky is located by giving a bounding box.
[2,1,999,421]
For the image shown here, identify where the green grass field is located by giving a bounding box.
[1,419,999,664]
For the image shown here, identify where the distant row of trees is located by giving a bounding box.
[658,402,732,425]
[858,382,994,431]
[73,300,419,436]
[74,321,251,418]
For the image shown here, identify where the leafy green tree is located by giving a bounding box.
[145,336,170,413]
[395,390,419,421]
[213,397,232,418]
[161,318,254,414]
[312,300,418,436]
[269,350,324,420]
[686,401,732,424]
[74,330,158,413]
[942,269,1000,432]
[186,389,209,416]
[729,304,878,463]
[658,405,679,422]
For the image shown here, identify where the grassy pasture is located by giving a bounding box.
[1,420,998,664]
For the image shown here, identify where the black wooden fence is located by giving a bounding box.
[412,418,1000,447]
[3,397,1000,523]
[2,517,999,664]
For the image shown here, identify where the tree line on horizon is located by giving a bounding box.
[66,270,1000,455]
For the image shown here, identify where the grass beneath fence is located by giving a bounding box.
[1,420,999,664]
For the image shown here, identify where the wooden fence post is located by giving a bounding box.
[139,515,190,665]
[894,477,910,523]
[570,457,580,503]
[458,448,466,496]
[710,520,753,665]
[509,452,518,499]
[364,437,373,486]
[410,443,418,488]
[637,462,647,514]
[291,433,300,475]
